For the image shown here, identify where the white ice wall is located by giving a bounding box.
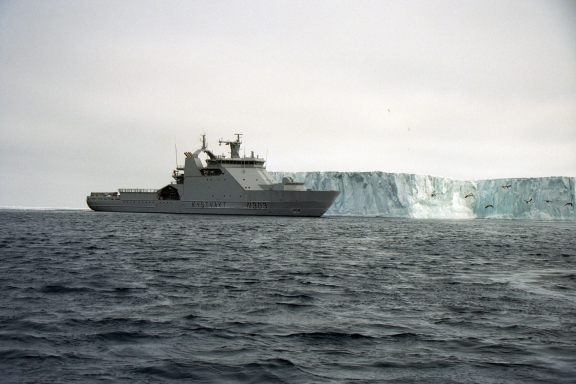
[474,177,575,220]
[271,172,576,220]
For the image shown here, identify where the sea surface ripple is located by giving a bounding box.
[0,210,575,383]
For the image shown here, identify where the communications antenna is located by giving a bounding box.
[201,134,207,150]
[174,144,178,168]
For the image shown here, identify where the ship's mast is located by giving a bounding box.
[201,134,207,150]
[219,133,242,158]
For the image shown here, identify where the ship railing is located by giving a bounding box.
[90,192,119,197]
[118,188,158,193]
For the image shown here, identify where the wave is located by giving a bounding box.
[40,284,93,294]
[280,331,378,341]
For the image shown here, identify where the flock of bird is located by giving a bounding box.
[481,184,574,209]
[430,183,574,210]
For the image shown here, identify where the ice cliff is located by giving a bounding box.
[270,172,576,220]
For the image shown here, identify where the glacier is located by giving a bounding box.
[271,172,576,220]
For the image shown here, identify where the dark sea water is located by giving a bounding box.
[0,210,575,384]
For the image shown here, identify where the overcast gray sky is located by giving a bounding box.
[1,0,575,208]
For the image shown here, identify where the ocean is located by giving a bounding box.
[0,210,575,383]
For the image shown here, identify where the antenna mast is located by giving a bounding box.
[219,133,243,158]
[174,144,178,168]
[201,134,207,150]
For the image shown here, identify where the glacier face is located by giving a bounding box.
[271,172,576,220]
[474,177,575,220]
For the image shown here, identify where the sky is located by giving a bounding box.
[0,0,575,208]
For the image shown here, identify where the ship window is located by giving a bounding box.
[200,168,223,177]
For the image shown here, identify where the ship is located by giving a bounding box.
[87,134,339,217]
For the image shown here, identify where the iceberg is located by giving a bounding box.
[271,172,576,220]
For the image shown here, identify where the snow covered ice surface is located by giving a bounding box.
[271,172,576,220]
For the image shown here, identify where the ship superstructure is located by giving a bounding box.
[87,134,339,217]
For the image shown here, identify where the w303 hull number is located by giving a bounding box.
[247,202,269,209]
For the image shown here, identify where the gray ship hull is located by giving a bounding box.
[87,190,339,217]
